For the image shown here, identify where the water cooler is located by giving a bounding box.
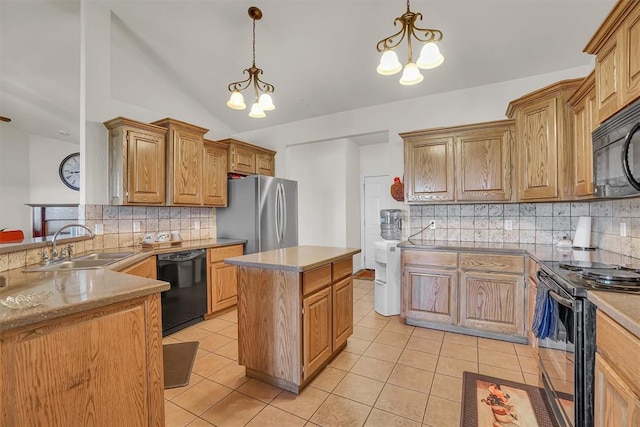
[374,209,403,316]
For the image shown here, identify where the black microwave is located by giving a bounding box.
[593,98,640,198]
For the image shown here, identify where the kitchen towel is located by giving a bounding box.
[572,216,593,249]
[531,286,558,340]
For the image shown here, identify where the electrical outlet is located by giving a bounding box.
[94,223,104,235]
[193,220,200,230]
[620,222,627,237]
[428,220,436,230]
[505,220,513,231]
[133,221,141,232]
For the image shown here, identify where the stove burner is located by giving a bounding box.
[558,261,613,271]
[580,268,640,282]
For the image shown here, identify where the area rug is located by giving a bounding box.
[163,341,199,389]
[460,372,559,427]
[353,269,374,280]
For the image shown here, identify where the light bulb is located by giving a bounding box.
[249,102,266,118]
[377,50,402,76]
[399,62,423,85]
[417,42,444,69]
[226,90,246,110]
[259,93,275,111]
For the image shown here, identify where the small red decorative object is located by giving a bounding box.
[390,176,404,202]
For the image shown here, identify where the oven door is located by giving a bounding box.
[536,271,578,427]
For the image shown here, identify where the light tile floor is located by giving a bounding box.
[163,279,540,427]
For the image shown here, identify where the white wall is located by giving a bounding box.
[29,135,81,204]
[345,139,361,269]
[0,125,31,232]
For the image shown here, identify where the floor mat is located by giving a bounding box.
[460,372,559,427]
[163,341,199,389]
[353,269,374,280]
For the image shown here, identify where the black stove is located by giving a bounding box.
[544,260,640,296]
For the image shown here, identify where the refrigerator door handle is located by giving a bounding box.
[280,183,287,244]
[274,183,281,245]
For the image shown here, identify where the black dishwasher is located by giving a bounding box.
[157,249,207,336]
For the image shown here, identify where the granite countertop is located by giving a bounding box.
[224,245,361,272]
[588,291,640,338]
[0,238,246,333]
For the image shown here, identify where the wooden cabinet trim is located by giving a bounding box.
[402,250,458,268]
[208,245,243,263]
[460,253,524,274]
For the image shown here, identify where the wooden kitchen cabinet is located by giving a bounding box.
[120,256,157,279]
[527,257,539,352]
[104,117,167,205]
[332,258,354,350]
[219,138,276,177]
[203,140,228,207]
[585,0,640,123]
[0,294,164,426]
[206,244,243,316]
[401,120,513,203]
[151,117,208,205]
[595,310,640,427]
[303,286,332,378]
[506,79,582,202]
[568,72,597,198]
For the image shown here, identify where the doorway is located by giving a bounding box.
[362,175,390,269]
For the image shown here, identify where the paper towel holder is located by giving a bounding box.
[571,245,596,251]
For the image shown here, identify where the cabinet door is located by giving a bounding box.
[595,353,640,427]
[403,267,457,325]
[230,144,256,175]
[332,276,353,350]
[405,137,455,202]
[303,287,332,380]
[127,129,166,205]
[596,35,622,122]
[170,128,202,205]
[208,262,239,314]
[455,128,512,201]
[516,98,560,200]
[256,152,275,176]
[203,142,228,207]
[459,271,525,336]
[572,83,596,198]
[622,6,640,107]
[120,256,157,279]
[526,277,538,351]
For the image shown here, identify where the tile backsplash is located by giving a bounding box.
[408,198,640,257]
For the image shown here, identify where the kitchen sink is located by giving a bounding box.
[23,252,135,273]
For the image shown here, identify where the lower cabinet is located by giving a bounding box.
[303,287,332,377]
[332,276,353,349]
[594,310,640,427]
[0,294,164,426]
[206,244,243,316]
[526,257,539,353]
[402,249,526,340]
[119,256,157,279]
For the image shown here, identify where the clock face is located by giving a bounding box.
[59,152,80,191]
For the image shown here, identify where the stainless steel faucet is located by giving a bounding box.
[51,224,95,261]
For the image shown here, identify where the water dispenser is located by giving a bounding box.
[380,209,403,241]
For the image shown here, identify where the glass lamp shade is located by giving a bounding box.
[399,62,424,85]
[248,102,266,118]
[259,93,275,111]
[376,50,402,76]
[227,90,246,110]
[416,42,444,69]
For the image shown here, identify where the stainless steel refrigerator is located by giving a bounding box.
[216,175,298,254]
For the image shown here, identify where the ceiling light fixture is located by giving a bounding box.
[376,0,444,86]
[226,6,275,118]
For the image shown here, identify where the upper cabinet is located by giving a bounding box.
[151,118,208,206]
[568,72,597,199]
[104,117,167,206]
[585,0,640,123]
[506,79,582,202]
[402,120,514,203]
[203,140,228,207]
[219,138,276,177]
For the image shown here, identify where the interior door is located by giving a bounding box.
[363,175,390,269]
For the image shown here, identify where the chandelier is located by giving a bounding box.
[376,0,444,86]
[226,6,275,118]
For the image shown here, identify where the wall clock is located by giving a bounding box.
[59,152,80,191]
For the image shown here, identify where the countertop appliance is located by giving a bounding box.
[373,240,401,316]
[157,249,207,336]
[593,97,640,198]
[217,175,298,254]
[535,258,640,427]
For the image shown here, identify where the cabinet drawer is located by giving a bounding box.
[402,250,457,268]
[597,311,640,395]
[209,244,243,263]
[303,264,332,296]
[332,258,353,282]
[460,253,524,273]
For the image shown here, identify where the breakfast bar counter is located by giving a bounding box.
[225,245,361,393]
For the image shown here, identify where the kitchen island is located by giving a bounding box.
[224,245,361,393]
